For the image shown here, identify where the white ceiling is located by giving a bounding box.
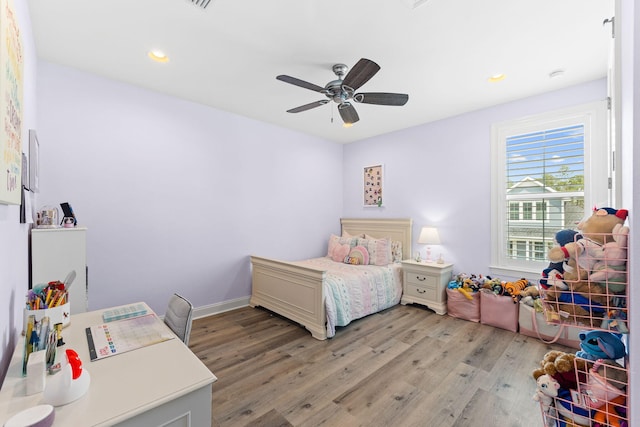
[26,0,614,144]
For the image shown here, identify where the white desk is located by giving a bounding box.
[0,303,217,427]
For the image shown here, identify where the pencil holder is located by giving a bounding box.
[22,302,70,335]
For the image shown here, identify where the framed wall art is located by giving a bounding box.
[0,0,24,204]
[28,130,40,193]
[363,164,383,207]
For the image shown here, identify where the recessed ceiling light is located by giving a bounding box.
[148,50,169,63]
[488,73,506,83]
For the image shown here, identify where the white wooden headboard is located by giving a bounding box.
[340,218,413,260]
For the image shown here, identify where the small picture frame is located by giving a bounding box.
[21,152,29,190]
[363,164,383,207]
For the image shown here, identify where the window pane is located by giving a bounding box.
[510,202,519,220]
[504,125,585,261]
[523,202,533,220]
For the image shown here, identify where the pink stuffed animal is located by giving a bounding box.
[589,223,629,293]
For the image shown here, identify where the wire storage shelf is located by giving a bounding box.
[539,230,629,334]
[534,226,630,426]
[538,357,629,427]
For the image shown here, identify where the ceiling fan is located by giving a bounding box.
[276,58,409,126]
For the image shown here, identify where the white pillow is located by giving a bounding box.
[358,237,392,265]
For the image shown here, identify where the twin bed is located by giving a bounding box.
[250,218,412,340]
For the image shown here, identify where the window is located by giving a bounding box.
[491,101,609,275]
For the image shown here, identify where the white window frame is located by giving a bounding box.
[490,101,610,277]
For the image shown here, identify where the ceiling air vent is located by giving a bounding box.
[189,0,212,9]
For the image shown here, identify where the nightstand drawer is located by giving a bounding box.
[405,283,436,300]
[405,273,437,288]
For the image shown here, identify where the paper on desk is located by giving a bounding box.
[85,314,175,361]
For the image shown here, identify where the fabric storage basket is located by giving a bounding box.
[480,289,519,332]
[446,287,480,322]
[518,302,580,349]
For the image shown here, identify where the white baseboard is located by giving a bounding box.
[192,296,250,320]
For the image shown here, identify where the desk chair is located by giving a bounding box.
[164,293,194,346]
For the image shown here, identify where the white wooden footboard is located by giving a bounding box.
[249,256,328,340]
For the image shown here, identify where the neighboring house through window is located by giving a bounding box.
[490,101,610,276]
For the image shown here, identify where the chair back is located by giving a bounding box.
[164,293,194,346]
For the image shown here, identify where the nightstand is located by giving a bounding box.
[401,259,453,315]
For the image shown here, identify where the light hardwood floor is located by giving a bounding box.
[189,304,573,427]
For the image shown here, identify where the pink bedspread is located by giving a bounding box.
[293,257,403,338]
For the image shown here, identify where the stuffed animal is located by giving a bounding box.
[592,394,627,427]
[503,278,529,303]
[576,330,626,361]
[541,229,585,290]
[542,279,609,326]
[589,223,629,293]
[585,359,628,427]
[548,208,628,279]
[532,374,560,413]
[601,309,629,334]
[533,350,587,391]
[519,286,540,308]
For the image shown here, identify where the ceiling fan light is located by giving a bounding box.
[343,122,354,128]
[488,73,506,82]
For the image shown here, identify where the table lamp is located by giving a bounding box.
[418,226,441,263]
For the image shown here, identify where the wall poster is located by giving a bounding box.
[0,0,24,204]
[363,164,383,207]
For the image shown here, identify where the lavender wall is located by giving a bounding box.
[343,79,607,277]
[0,0,38,386]
[35,62,343,315]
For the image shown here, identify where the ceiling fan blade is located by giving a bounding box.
[342,58,380,91]
[338,102,360,125]
[276,75,325,93]
[353,92,409,106]
[286,100,329,113]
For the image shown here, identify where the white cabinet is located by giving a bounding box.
[30,227,87,314]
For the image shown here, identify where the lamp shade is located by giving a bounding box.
[418,227,441,245]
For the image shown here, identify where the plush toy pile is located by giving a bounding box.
[539,207,629,330]
[531,336,628,427]
[447,273,535,304]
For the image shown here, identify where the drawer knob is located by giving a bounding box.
[416,276,426,281]
[416,288,426,294]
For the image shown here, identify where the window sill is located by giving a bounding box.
[488,265,542,283]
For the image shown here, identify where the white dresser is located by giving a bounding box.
[31,227,87,314]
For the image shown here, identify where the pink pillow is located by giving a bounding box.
[331,243,351,263]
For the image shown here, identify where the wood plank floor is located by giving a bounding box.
[189,304,573,427]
